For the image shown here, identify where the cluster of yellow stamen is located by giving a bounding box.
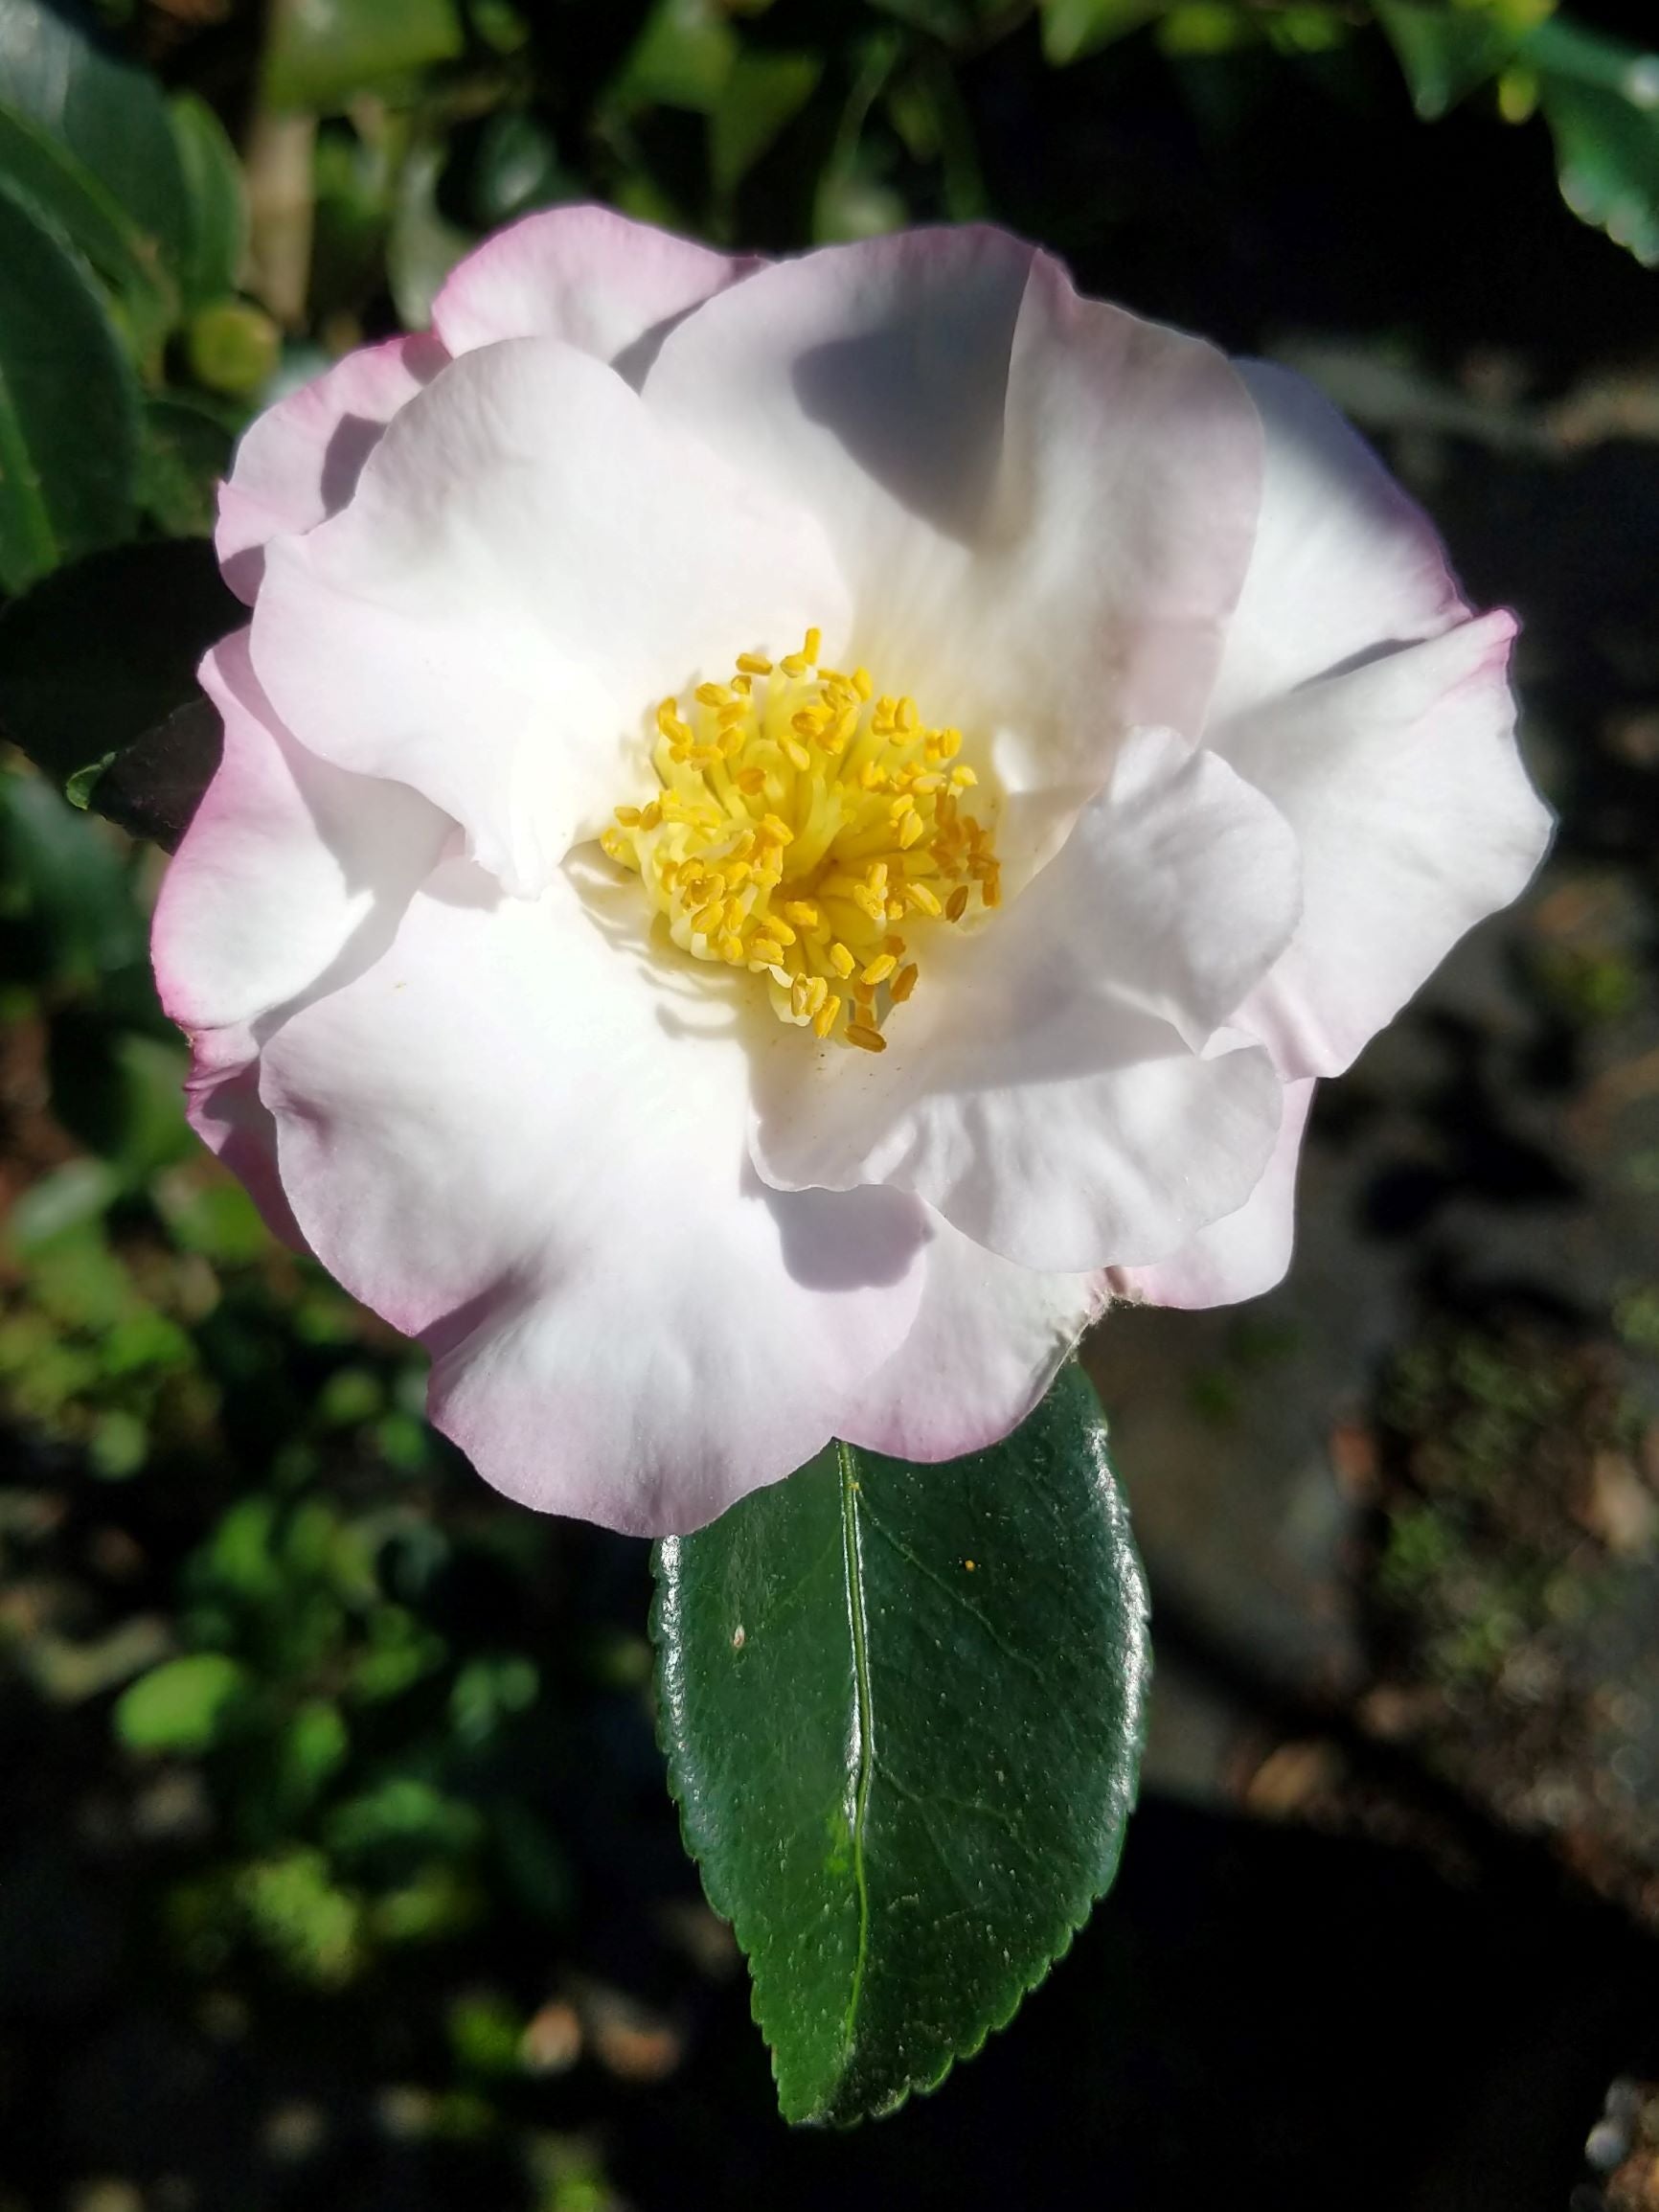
[599,627,1001,1051]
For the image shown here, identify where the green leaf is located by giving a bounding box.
[0,0,191,285]
[0,181,140,592]
[1374,0,1543,119]
[387,140,475,331]
[711,50,822,200]
[169,93,249,308]
[612,0,739,115]
[652,1364,1148,2126]
[1040,0,1164,68]
[262,0,466,113]
[115,1652,250,1754]
[1530,19,1659,268]
[0,538,238,817]
[137,395,236,537]
[0,99,172,355]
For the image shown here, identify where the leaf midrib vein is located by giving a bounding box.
[836,1441,875,2070]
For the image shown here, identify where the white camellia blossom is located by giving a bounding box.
[152,209,1551,1535]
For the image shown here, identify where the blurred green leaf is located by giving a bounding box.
[263,0,466,113]
[0,0,191,286]
[1040,0,1162,67]
[388,139,475,330]
[469,109,569,227]
[1533,18,1659,267]
[0,538,237,813]
[47,1015,193,1181]
[0,766,146,978]
[115,1652,250,1753]
[0,182,140,592]
[652,1365,1149,2126]
[1375,0,1547,120]
[711,49,822,199]
[0,100,171,356]
[185,297,281,398]
[138,395,236,537]
[613,0,738,114]
[168,93,248,308]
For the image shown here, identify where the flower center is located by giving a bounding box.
[600,627,1001,1052]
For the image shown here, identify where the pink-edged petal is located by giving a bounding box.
[433,202,755,379]
[182,1027,309,1254]
[250,336,848,899]
[1207,360,1466,729]
[257,856,929,1536]
[752,734,1300,1273]
[1110,1077,1314,1310]
[644,230,1262,873]
[216,335,448,603]
[151,628,452,1037]
[840,1210,1105,1464]
[1219,612,1552,1078]
[752,731,1296,1273]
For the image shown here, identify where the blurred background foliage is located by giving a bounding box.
[4,0,1659,2206]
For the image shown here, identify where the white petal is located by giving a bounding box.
[150,628,452,1036]
[433,202,755,380]
[645,230,1261,873]
[258,856,929,1536]
[751,741,1294,1273]
[1219,613,1552,1076]
[1111,1077,1314,1309]
[841,1211,1105,1463]
[250,336,848,897]
[216,335,448,602]
[1208,359,1466,727]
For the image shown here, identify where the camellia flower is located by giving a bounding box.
[152,210,1551,1535]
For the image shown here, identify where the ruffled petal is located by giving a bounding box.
[1219,613,1552,1077]
[751,737,1295,1273]
[182,1028,309,1254]
[257,856,929,1535]
[250,335,848,899]
[840,1211,1105,1463]
[1206,360,1466,728]
[433,202,755,381]
[150,629,452,1037]
[1111,1077,1313,1310]
[645,229,1261,873]
[216,335,449,603]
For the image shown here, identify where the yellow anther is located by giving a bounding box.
[614,805,642,827]
[784,901,820,930]
[867,861,888,896]
[600,827,626,859]
[861,954,898,987]
[886,898,906,923]
[781,652,809,677]
[903,880,942,918]
[891,963,919,1004]
[694,681,730,707]
[737,652,773,675]
[766,918,797,946]
[736,765,767,795]
[951,764,978,788]
[890,794,916,823]
[829,942,856,979]
[692,901,725,937]
[946,884,970,923]
[749,935,784,965]
[760,813,794,846]
[898,812,926,850]
[860,762,889,790]
[639,801,663,831]
[791,975,811,1017]
[853,667,873,700]
[783,738,812,772]
[846,1022,886,1054]
[813,992,842,1039]
[897,696,919,733]
[719,932,745,963]
[804,627,823,662]
[805,975,829,1018]
[983,867,1002,908]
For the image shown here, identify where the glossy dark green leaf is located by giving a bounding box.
[0,99,171,354]
[710,49,822,200]
[652,1364,1148,2126]
[0,0,190,283]
[0,538,237,823]
[1534,21,1659,268]
[169,93,249,308]
[0,181,140,592]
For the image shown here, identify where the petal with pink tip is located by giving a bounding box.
[1111,1078,1314,1310]
[216,335,449,603]
[257,856,929,1536]
[250,336,848,898]
[434,202,755,379]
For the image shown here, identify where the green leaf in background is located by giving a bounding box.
[652,1364,1149,2126]
[711,49,823,201]
[0,0,191,288]
[0,182,140,593]
[115,1652,251,1754]
[613,0,739,116]
[1039,0,1164,68]
[1529,17,1659,268]
[262,0,466,113]
[0,101,172,358]
[138,395,237,538]
[1375,0,1550,120]
[0,538,238,812]
[388,138,476,332]
[169,92,250,309]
